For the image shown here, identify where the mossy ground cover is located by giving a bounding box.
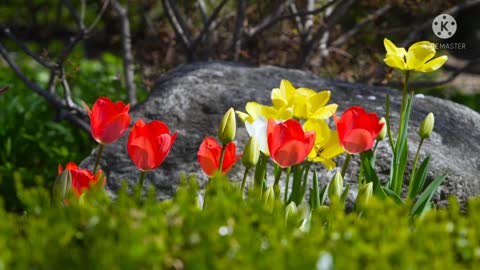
[1,176,479,270]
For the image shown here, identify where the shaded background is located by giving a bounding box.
[1,0,479,210]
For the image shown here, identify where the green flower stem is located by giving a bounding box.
[283,167,292,203]
[341,154,352,178]
[240,167,251,196]
[373,140,380,153]
[398,71,410,138]
[408,138,424,197]
[138,171,146,189]
[300,162,312,202]
[218,145,226,174]
[385,95,395,150]
[273,167,284,199]
[93,144,105,174]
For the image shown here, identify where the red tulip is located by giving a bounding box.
[267,119,316,168]
[197,137,241,177]
[334,106,384,154]
[58,162,105,196]
[127,119,177,171]
[83,97,131,144]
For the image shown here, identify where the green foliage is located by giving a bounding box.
[0,178,479,269]
[0,52,145,211]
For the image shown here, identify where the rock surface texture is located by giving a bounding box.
[81,62,480,206]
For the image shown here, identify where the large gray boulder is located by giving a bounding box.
[80,62,480,206]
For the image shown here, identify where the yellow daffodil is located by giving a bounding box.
[271,80,337,121]
[384,38,448,72]
[303,119,344,169]
[237,102,292,124]
[237,102,290,156]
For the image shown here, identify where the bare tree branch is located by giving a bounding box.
[246,0,294,38]
[0,86,9,96]
[62,0,85,30]
[197,0,209,22]
[161,0,193,54]
[304,0,315,34]
[192,0,229,51]
[301,0,355,66]
[111,0,137,105]
[0,42,89,132]
[247,0,338,39]
[86,0,111,34]
[288,3,305,35]
[331,4,391,48]
[0,25,55,70]
[232,0,246,61]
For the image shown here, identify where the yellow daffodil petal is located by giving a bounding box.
[295,87,317,98]
[245,102,264,119]
[406,41,436,70]
[309,90,331,108]
[321,131,344,159]
[262,105,293,121]
[310,156,336,170]
[292,95,310,120]
[271,80,296,108]
[417,55,448,72]
[236,111,253,123]
[303,119,329,144]
[310,104,338,120]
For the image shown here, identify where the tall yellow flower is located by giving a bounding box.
[271,80,338,121]
[384,38,448,72]
[303,119,344,169]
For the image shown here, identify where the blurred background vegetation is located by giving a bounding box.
[0,0,479,211]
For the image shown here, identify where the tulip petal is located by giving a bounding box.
[197,137,222,176]
[245,116,270,155]
[384,38,407,56]
[417,56,448,72]
[342,129,375,154]
[406,41,436,70]
[384,54,407,70]
[95,113,131,144]
[272,140,307,167]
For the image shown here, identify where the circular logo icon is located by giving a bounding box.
[432,14,457,39]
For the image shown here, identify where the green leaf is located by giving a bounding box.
[383,187,405,206]
[254,154,268,191]
[389,94,413,194]
[410,174,447,218]
[408,155,431,200]
[319,184,329,205]
[361,155,387,199]
[289,164,304,205]
[341,184,350,205]
[310,170,320,209]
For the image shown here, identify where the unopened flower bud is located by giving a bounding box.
[263,186,275,211]
[285,201,298,224]
[377,117,386,141]
[356,182,373,207]
[242,135,260,168]
[218,108,237,145]
[419,112,434,139]
[328,170,343,200]
[52,169,72,203]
